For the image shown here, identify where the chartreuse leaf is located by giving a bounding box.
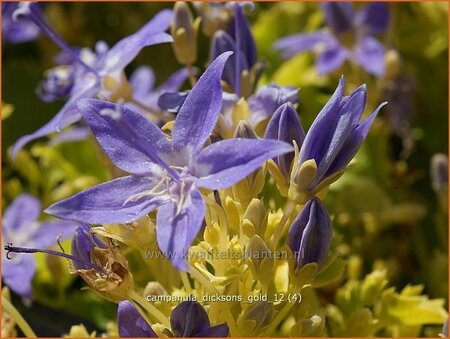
[379,287,448,326]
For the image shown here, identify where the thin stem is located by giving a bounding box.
[187,64,197,87]
[28,5,98,75]
[2,298,37,338]
[269,200,296,249]
[180,272,193,295]
[266,296,296,336]
[128,289,170,327]
[189,265,219,294]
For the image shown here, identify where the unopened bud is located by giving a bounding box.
[171,2,200,66]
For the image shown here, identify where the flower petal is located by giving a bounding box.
[320,2,354,34]
[11,76,97,159]
[248,83,300,125]
[299,77,345,166]
[316,43,348,75]
[353,37,386,77]
[170,301,210,337]
[98,9,173,74]
[28,220,79,249]
[172,51,232,154]
[156,189,205,271]
[356,2,390,34]
[118,300,157,337]
[77,98,172,176]
[265,102,305,180]
[2,255,36,297]
[197,324,230,337]
[157,91,189,113]
[273,31,335,59]
[195,138,293,190]
[325,101,387,177]
[130,66,156,97]
[3,194,40,232]
[48,127,91,146]
[310,85,367,186]
[45,175,168,224]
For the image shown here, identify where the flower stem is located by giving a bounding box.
[2,298,37,338]
[187,64,197,87]
[266,297,296,336]
[270,200,296,249]
[128,289,170,327]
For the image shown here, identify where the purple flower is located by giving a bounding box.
[210,3,261,97]
[293,77,386,194]
[117,300,228,337]
[265,102,305,183]
[45,52,293,270]
[273,2,390,76]
[2,2,39,44]
[2,194,77,297]
[127,66,189,117]
[248,83,299,126]
[288,197,332,270]
[11,4,173,158]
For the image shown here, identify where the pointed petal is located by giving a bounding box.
[299,77,345,166]
[273,31,335,59]
[289,199,313,256]
[195,138,293,190]
[356,2,390,34]
[71,225,107,270]
[48,127,90,146]
[310,85,367,185]
[11,77,97,159]
[156,189,205,271]
[171,301,210,337]
[316,43,348,75]
[45,175,168,224]
[353,37,386,77]
[172,52,232,154]
[321,2,354,34]
[325,101,387,177]
[77,98,172,176]
[228,3,257,68]
[99,9,173,74]
[265,103,305,180]
[3,194,40,232]
[130,66,156,97]
[2,255,36,297]
[197,323,230,337]
[210,30,243,90]
[28,220,79,248]
[118,300,157,337]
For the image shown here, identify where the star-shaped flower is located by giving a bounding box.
[274,2,390,76]
[12,4,173,158]
[45,52,293,270]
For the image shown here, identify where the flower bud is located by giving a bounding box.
[234,120,258,139]
[288,198,332,271]
[144,281,167,299]
[265,103,305,185]
[238,302,273,335]
[171,2,200,66]
[242,198,268,238]
[194,3,233,37]
[245,235,273,282]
